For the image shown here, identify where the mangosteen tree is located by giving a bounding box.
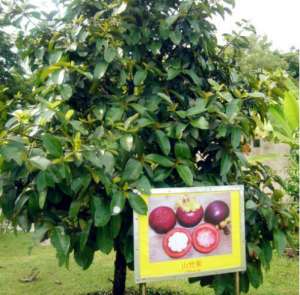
[0,1,297,295]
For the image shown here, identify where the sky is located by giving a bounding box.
[214,0,300,52]
[31,0,300,52]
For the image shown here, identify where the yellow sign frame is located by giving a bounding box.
[134,185,246,283]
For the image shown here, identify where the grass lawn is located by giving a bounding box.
[0,233,298,295]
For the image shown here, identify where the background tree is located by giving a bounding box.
[0,1,297,295]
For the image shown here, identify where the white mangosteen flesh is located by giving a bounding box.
[168,232,189,252]
[197,229,215,248]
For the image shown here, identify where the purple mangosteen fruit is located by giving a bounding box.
[176,196,204,227]
[149,206,176,234]
[204,200,230,234]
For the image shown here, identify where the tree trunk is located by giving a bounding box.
[112,248,127,295]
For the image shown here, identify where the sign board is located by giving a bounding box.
[134,185,246,283]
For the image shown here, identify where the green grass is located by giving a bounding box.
[0,233,298,295]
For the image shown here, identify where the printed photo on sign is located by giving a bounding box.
[148,192,231,263]
[133,186,246,283]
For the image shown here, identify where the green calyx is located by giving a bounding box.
[176,196,201,212]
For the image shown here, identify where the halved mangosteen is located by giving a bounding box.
[162,228,192,258]
[192,223,220,254]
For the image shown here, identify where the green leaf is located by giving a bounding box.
[92,197,111,227]
[283,91,299,131]
[226,99,240,118]
[69,200,81,218]
[42,134,63,157]
[74,245,94,270]
[39,191,47,209]
[128,192,147,215]
[167,67,181,80]
[51,69,65,85]
[105,107,124,124]
[157,92,172,104]
[246,200,257,209]
[135,176,151,195]
[60,84,73,100]
[191,117,209,129]
[110,215,122,238]
[273,229,287,254]
[48,50,62,64]
[104,46,117,63]
[94,61,108,79]
[247,263,263,288]
[70,120,89,135]
[175,142,191,159]
[120,134,134,152]
[96,226,113,254]
[231,127,241,148]
[155,130,171,156]
[176,165,193,186]
[29,156,51,171]
[220,153,232,176]
[51,227,70,266]
[110,191,125,215]
[0,140,25,165]
[144,154,174,167]
[165,14,179,27]
[187,99,206,116]
[152,168,172,182]
[123,159,143,181]
[184,69,201,85]
[169,30,182,45]
[80,220,92,251]
[133,69,147,85]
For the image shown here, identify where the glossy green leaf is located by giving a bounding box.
[110,191,125,215]
[104,46,117,63]
[128,192,147,215]
[135,176,151,195]
[283,91,299,130]
[60,84,73,100]
[92,197,110,227]
[123,159,143,181]
[51,227,70,266]
[144,154,174,167]
[29,156,51,171]
[220,153,232,176]
[133,69,147,85]
[96,226,113,254]
[42,134,63,157]
[155,130,170,155]
[191,117,209,129]
[231,127,241,148]
[94,61,108,79]
[176,165,193,186]
[273,229,287,254]
[175,142,192,159]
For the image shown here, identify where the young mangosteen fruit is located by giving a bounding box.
[204,200,230,234]
[149,206,176,234]
[176,196,204,227]
[162,228,192,258]
[192,223,220,253]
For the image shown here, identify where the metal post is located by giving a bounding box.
[235,272,240,295]
[139,283,146,295]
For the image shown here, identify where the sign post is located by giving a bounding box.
[235,272,240,295]
[133,185,246,285]
[139,283,147,295]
